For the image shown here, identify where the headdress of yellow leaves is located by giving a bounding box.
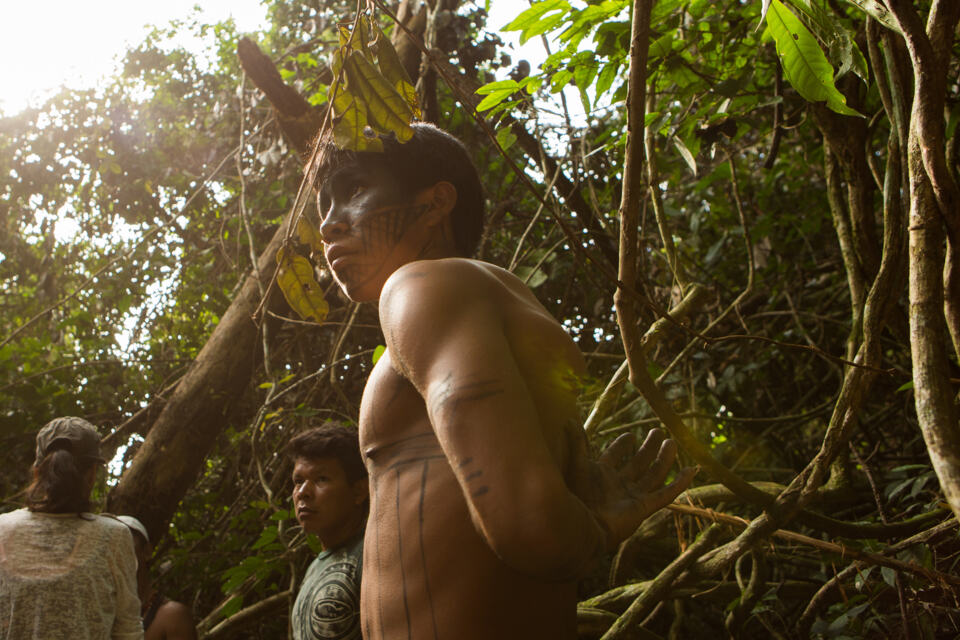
[328,15,422,152]
[275,12,421,324]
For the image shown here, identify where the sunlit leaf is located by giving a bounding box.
[764,0,863,117]
[839,0,901,33]
[515,265,549,288]
[504,0,571,44]
[496,127,517,151]
[296,216,323,253]
[477,79,521,95]
[344,50,414,143]
[477,89,517,112]
[372,344,386,364]
[373,24,421,119]
[760,0,772,24]
[329,85,382,152]
[673,136,698,176]
[275,247,328,323]
[789,0,869,82]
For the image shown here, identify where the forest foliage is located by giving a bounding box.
[2,0,959,638]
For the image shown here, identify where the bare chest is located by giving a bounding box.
[359,351,440,473]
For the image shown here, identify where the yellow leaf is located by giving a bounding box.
[329,86,383,152]
[275,247,329,323]
[337,15,370,48]
[373,24,422,119]
[296,216,324,252]
[344,50,414,143]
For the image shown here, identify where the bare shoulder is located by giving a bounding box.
[154,600,197,640]
[378,259,519,382]
[382,258,494,296]
[379,258,506,324]
[156,599,193,619]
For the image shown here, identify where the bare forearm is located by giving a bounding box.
[474,481,608,581]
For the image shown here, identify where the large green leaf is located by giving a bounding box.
[504,0,571,44]
[787,0,868,82]
[764,0,863,117]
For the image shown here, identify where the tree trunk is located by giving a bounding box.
[107,224,288,541]
[107,39,324,542]
[888,0,960,521]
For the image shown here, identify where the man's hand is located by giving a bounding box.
[573,428,696,549]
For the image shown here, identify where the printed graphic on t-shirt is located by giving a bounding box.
[292,542,362,640]
[308,560,359,639]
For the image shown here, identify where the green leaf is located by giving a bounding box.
[572,54,598,94]
[504,0,571,44]
[764,0,863,117]
[477,89,517,112]
[896,380,914,392]
[788,0,868,82]
[550,69,574,92]
[251,527,278,550]
[496,127,518,151]
[220,595,243,619]
[596,61,619,98]
[477,79,521,95]
[673,136,698,176]
[275,247,329,323]
[880,566,897,588]
[840,0,901,33]
[515,265,549,288]
[649,32,677,60]
[372,344,386,364]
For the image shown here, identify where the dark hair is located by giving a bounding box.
[286,423,366,483]
[314,122,485,257]
[26,444,98,513]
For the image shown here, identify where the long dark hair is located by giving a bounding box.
[25,444,97,513]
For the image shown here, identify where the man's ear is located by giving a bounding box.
[423,181,457,221]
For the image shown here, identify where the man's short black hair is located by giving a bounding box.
[286,422,366,483]
[315,122,485,257]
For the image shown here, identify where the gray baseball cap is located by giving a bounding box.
[34,416,105,465]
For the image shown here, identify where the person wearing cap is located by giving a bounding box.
[116,515,197,640]
[0,416,143,639]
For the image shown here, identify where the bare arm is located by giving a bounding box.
[380,260,693,578]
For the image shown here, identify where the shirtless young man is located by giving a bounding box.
[314,123,695,639]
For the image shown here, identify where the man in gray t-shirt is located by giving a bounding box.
[292,534,363,640]
[286,424,368,640]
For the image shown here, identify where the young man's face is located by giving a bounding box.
[291,456,366,545]
[316,160,435,302]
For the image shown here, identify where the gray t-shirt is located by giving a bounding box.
[292,535,363,640]
[0,509,143,640]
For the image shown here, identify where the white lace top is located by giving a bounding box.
[0,509,143,639]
